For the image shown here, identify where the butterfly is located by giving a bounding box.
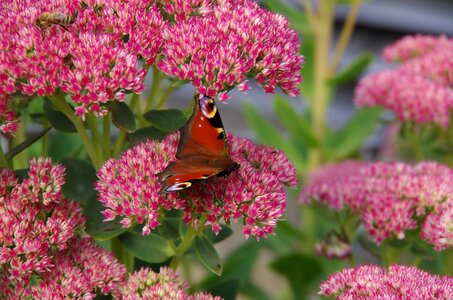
[158,94,239,193]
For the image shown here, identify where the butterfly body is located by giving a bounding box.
[158,95,238,193]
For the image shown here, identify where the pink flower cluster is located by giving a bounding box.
[355,35,453,128]
[158,0,303,99]
[0,0,303,134]
[0,158,125,298]
[96,133,297,239]
[119,267,221,299]
[319,264,453,299]
[299,161,453,250]
[27,237,126,299]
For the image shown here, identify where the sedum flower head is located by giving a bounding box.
[355,34,453,127]
[355,69,453,128]
[157,0,303,98]
[0,158,86,298]
[382,34,453,63]
[118,267,220,299]
[299,161,453,249]
[319,264,453,300]
[29,237,126,299]
[96,133,297,239]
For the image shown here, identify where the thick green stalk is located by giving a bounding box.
[307,1,334,172]
[169,225,197,271]
[86,113,104,162]
[11,123,28,169]
[330,0,362,72]
[145,66,165,112]
[48,93,102,169]
[0,146,8,168]
[102,114,111,159]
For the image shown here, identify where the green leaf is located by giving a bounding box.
[84,195,126,240]
[273,94,317,148]
[5,127,51,160]
[204,242,260,286]
[203,224,233,244]
[127,126,167,144]
[48,131,84,162]
[195,235,222,276]
[107,101,136,133]
[157,220,180,241]
[242,101,306,171]
[328,52,374,86]
[326,107,383,160]
[262,0,308,34]
[240,281,272,300]
[270,253,323,300]
[44,98,76,132]
[13,169,29,182]
[61,158,97,205]
[143,109,188,132]
[119,231,174,263]
[206,279,240,300]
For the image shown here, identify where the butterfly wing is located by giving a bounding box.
[158,95,237,193]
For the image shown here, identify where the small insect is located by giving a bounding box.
[36,11,76,30]
[158,94,239,193]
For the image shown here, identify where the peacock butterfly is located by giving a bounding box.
[158,94,239,193]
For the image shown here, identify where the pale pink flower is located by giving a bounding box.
[319,265,453,299]
[29,237,126,299]
[0,95,18,136]
[355,34,453,128]
[355,70,453,127]
[299,161,453,247]
[0,158,85,298]
[421,201,453,251]
[118,267,220,300]
[96,133,297,239]
[382,34,453,63]
[158,0,303,98]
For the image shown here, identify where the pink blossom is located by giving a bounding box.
[319,265,453,299]
[118,267,220,300]
[0,158,85,298]
[96,133,297,239]
[382,34,453,63]
[299,161,453,247]
[421,201,453,251]
[355,34,453,128]
[158,0,303,98]
[355,70,453,127]
[29,237,126,299]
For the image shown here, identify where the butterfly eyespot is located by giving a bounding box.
[166,182,192,192]
[200,97,217,119]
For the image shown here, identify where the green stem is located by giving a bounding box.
[145,66,165,112]
[169,225,197,271]
[48,93,102,169]
[155,84,176,109]
[441,249,453,276]
[11,122,28,169]
[380,241,400,268]
[0,146,8,168]
[330,0,362,72]
[102,114,111,159]
[86,113,104,162]
[405,123,424,161]
[307,1,334,172]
